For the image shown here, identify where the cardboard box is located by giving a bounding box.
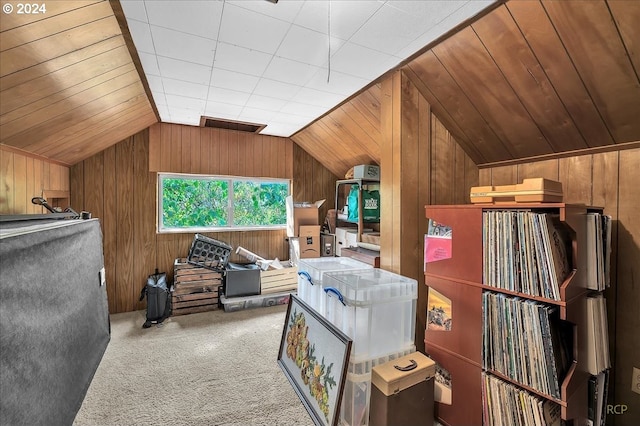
[285,196,325,237]
[299,225,321,258]
[353,164,380,180]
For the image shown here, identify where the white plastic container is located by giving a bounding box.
[323,268,417,362]
[296,257,372,316]
[340,345,416,426]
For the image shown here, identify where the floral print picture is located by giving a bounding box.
[278,295,352,426]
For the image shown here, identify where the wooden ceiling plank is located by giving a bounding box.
[37,99,155,162]
[292,129,350,178]
[608,1,640,79]
[347,85,382,138]
[325,108,381,161]
[506,0,614,149]
[404,65,486,166]
[1,69,141,141]
[4,81,147,151]
[1,62,135,128]
[407,51,509,163]
[339,102,382,148]
[0,1,103,32]
[317,117,374,165]
[433,26,553,159]
[0,36,125,92]
[473,6,588,153]
[543,0,640,143]
[1,44,132,115]
[0,16,122,78]
[1,1,113,52]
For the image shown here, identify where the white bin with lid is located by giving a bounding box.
[296,257,372,316]
[323,268,417,362]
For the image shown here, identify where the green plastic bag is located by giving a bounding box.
[347,186,380,222]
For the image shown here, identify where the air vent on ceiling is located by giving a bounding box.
[200,117,266,133]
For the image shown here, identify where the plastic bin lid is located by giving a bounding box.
[324,268,417,304]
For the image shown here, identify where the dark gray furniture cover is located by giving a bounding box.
[0,218,110,426]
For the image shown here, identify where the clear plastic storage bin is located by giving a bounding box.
[340,345,416,426]
[297,257,372,316]
[323,268,417,361]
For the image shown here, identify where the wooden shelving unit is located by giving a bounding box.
[423,203,596,425]
[335,178,380,244]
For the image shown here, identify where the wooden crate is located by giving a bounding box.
[172,258,222,316]
[469,178,563,204]
[260,265,298,294]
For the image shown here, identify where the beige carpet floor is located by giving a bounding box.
[73,304,313,426]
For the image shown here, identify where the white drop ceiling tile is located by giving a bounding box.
[330,42,395,80]
[150,26,215,66]
[213,43,272,77]
[278,101,328,118]
[291,87,345,108]
[152,90,168,106]
[350,3,427,55]
[138,51,160,76]
[305,68,369,96]
[269,112,315,126]
[294,1,383,40]
[157,56,211,85]
[210,68,259,93]
[244,94,288,111]
[261,122,302,137]
[162,78,208,100]
[227,0,303,23]
[165,94,206,112]
[252,79,301,101]
[276,25,344,67]
[144,0,223,40]
[168,108,201,126]
[127,20,155,54]
[238,107,276,123]
[218,4,291,54]
[146,75,164,94]
[262,57,320,86]
[387,1,467,23]
[120,0,148,22]
[204,102,243,119]
[207,87,251,106]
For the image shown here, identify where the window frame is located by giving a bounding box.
[157,172,290,234]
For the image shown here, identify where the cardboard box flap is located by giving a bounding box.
[286,197,325,237]
[371,352,436,396]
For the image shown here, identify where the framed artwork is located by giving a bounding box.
[278,295,352,426]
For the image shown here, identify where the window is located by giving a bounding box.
[158,173,290,233]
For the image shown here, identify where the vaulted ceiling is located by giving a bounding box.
[293,0,640,177]
[1,0,639,177]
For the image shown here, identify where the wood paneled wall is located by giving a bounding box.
[0,147,69,214]
[380,70,478,353]
[70,123,338,314]
[479,149,640,425]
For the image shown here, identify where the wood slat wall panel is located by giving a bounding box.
[483,149,640,425]
[505,1,614,148]
[0,147,70,214]
[543,1,640,143]
[73,124,337,313]
[472,6,588,152]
